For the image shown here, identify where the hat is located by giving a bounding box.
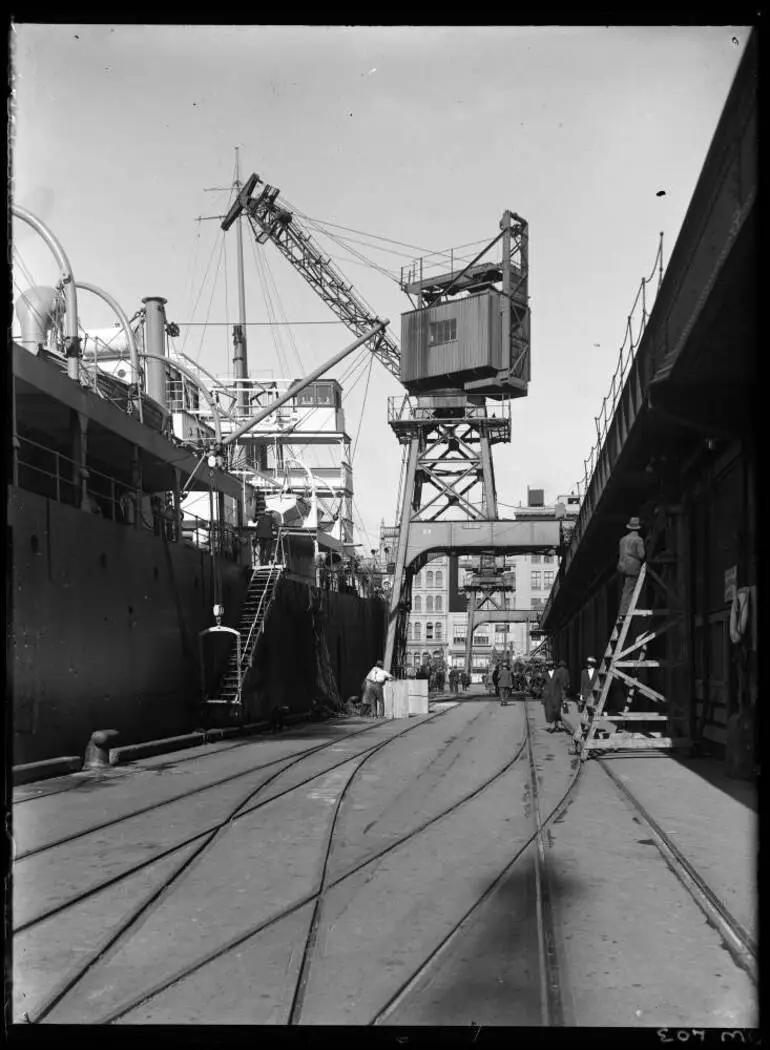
[626,516,641,531]
[586,656,597,665]
[558,660,567,668]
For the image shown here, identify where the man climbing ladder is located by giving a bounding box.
[573,508,691,760]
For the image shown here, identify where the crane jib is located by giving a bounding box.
[224,173,403,381]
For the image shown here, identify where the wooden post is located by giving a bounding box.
[384,436,420,674]
[464,591,477,679]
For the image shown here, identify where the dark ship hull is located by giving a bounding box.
[10,341,387,766]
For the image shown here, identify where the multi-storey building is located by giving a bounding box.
[379,489,579,680]
[406,554,450,671]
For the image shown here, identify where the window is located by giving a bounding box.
[495,624,507,634]
[543,555,554,564]
[315,383,333,406]
[427,571,434,587]
[531,554,542,564]
[435,622,442,640]
[531,598,544,608]
[407,622,412,641]
[435,595,443,612]
[531,571,542,590]
[426,622,434,641]
[503,595,511,610]
[476,635,490,647]
[435,570,443,588]
[544,571,555,588]
[453,631,466,646]
[413,622,421,641]
[428,318,457,346]
[426,595,434,612]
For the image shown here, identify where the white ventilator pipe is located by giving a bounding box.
[77,282,144,424]
[14,286,59,353]
[12,205,81,380]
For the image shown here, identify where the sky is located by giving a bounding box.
[10,24,750,552]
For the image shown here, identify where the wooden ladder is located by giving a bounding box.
[576,515,691,759]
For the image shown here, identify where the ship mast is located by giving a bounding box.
[232,145,250,417]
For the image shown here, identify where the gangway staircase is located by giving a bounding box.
[202,562,284,722]
[576,504,691,759]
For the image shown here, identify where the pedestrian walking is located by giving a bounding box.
[461,670,470,691]
[498,664,513,706]
[363,659,392,719]
[542,661,564,732]
[618,515,645,619]
[573,656,599,751]
[556,659,571,714]
[492,663,501,698]
[578,656,598,714]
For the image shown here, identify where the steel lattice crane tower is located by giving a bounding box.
[222,175,532,676]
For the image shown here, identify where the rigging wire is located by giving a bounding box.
[301,218,401,284]
[193,233,227,364]
[252,248,288,377]
[285,202,489,265]
[351,354,374,464]
[261,251,306,375]
[184,230,226,359]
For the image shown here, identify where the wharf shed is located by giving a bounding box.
[540,33,757,772]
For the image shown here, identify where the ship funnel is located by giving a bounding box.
[142,296,168,408]
[15,286,60,354]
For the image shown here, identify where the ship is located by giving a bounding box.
[9,198,390,767]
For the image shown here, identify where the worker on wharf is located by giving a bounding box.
[363,659,392,719]
[485,665,496,695]
[578,656,598,715]
[618,515,645,619]
[542,660,565,732]
[491,663,501,698]
[497,663,513,706]
[573,656,599,750]
[555,659,571,714]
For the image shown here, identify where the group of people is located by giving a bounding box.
[448,668,470,693]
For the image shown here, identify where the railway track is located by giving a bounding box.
[16,702,474,1022]
[14,698,756,1025]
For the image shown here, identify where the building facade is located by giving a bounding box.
[379,489,577,681]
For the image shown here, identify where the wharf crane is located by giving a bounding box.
[221,173,562,675]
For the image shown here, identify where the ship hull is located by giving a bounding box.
[10,486,387,765]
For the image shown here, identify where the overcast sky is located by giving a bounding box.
[10,24,749,550]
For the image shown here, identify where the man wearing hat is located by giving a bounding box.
[578,656,598,715]
[617,515,646,619]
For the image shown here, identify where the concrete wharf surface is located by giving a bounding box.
[12,693,757,1028]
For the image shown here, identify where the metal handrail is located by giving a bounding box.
[15,433,240,558]
[234,549,286,704]
[574,234,665,498]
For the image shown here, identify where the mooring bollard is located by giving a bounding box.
[83,729,120,770]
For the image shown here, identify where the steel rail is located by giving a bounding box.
[371,703,583,1026]
[16,711,463,931]
[15,718,408,862]
[288,702,498,1024]
[92,704,530,1025]
[25,705,457,1024]
[599,759,757,984]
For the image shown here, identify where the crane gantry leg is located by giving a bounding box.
[384,396,509,677]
